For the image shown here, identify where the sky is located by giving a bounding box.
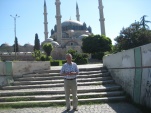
[0,0,151,46]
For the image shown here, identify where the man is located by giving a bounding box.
[60,53,79,111]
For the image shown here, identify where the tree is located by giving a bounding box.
[42,43,53,57]
[14,37,19,52]
[140,15,151,29]
[131,21,141,32]
[34,33,40,51]
[81,35,112,54]
[67,49,78,59]
[114,24,151,52]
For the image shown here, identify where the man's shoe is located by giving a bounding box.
[66,108,70,111]
[73,108,78,111]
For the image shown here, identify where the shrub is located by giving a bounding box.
[75,54,88,65]
[50,60,60,66]
[40,55,52,61]
[92,52,104,60]
[62,60,66,64]
[81,53,89,58]
[40,55,46,61]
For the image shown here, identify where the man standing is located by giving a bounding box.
[60,53,79,111]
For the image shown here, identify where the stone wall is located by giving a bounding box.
[0,52,35,61]
[0,61,50,86]
[103,43,151,108]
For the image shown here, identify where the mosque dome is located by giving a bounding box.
[18,44,22,46]
[62,20,83,27]
[78,34,89,39]
[1,43,10,47]
[24,43,33,47]
[45,38,54,42]
[61,20,85,31]
[42,38,60,47]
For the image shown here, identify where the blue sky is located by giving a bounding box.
[0,0,151,46]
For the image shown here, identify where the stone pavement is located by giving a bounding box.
[0,102,142,113]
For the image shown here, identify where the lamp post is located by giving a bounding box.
[10,14,20,60]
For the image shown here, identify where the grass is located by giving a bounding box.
[2,94,104,102]
[0,94,109,109]
[5,97,31,102]
[0,100,107,109]
[0,102,64,109]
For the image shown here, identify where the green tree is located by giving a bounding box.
[114,24,151,52]
[140,15,151,29]
[32,50,41,61]
[14,37,19,52]
[67,49,78,59]
[81,35,112,54]
[42,43,53,57]
[34,33,40,51]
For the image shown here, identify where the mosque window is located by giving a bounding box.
[71,42,73,46]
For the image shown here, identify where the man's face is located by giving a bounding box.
[66,55,72,62]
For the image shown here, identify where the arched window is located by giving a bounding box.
[71,42,73,46]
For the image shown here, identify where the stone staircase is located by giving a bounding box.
[0,65,126,107]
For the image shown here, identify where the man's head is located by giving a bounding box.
[66,53,72,64]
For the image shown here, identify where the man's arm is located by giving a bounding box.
[70,63,79,75]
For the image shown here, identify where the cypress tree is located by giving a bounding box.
[34,33,40,50]
[14,37,19,52]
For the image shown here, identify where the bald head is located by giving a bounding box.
[66,53,72,64]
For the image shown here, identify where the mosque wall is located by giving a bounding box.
[0,46,34,52]
[0,52,35,61]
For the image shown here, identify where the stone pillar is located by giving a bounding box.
[44,0,49,40]
[55,0,62,45]
[98,0,106,36]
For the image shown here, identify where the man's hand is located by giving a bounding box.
[63,72,77,76]
[69,72,76,75]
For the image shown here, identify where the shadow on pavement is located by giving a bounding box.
[108,102,142,113]
[61,109,75,113]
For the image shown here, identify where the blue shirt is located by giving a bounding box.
[60,62,79,79]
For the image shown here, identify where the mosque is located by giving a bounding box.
[0,0,106,60]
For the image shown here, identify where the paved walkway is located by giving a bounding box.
[0,102,142,113]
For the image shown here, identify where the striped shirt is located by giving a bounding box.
[60,62,79,79]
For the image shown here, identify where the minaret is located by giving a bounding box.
[55,0,62,45]
[76,2,80,21]
[44,0,48,40]
[98,0,106,36]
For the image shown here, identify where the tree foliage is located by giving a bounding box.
[14,37,19,52]
[140,15,151,29]
[67,49,89,64]
[114,16,151,52]
[67,49,78,59]
[81,35,112,54]
[42,43,53,56]
[34,33,40,51]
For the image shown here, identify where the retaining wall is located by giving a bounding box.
[103,43,151,108]
[0,61,50,86]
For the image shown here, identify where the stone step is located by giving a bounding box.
[0,85,122,96]
[36,67,106,73]
[20,71,109,78]
[14,73,110,81]
[0,91,124,102]
[13,76,112,85]
[2,80,115,90]
[0,96,126,106]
